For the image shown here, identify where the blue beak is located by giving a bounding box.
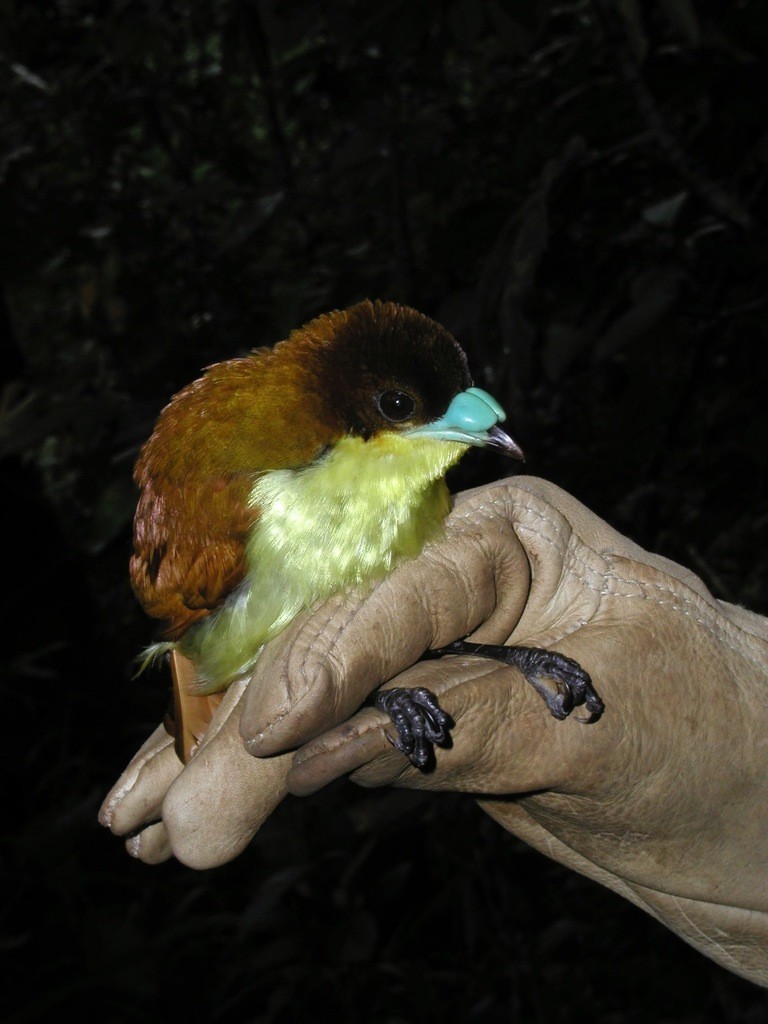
[405,387,524,460]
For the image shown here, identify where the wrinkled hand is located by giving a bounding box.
[99,476,768,987]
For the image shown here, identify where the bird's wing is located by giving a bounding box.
[130,472,256,639]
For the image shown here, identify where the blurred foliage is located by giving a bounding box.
[2,0,768,1020]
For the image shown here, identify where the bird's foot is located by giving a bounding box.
[427,640,604,723]
[375,687,453,770]
[377,643,602,770]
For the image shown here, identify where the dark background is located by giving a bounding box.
[3,1,768,1020]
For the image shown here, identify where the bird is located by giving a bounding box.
[131,299,603,765]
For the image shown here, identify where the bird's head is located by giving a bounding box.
[141,300,522,488]
[289,299,523,462]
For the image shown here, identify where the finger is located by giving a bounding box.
[125,821,173,865]
[287,659,515,796]
[161,680,292,869]
[241,517,531,755]
[287,706,398,796]
[287,651,611,797]
[98,724,181,837]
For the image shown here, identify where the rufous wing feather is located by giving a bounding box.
[130,472,255,639]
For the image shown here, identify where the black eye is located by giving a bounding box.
[376,389,416,422]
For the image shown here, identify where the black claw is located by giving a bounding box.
[375,687,453,769]
[429,641,605,724]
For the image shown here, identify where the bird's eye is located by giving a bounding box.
[376,389,416,422]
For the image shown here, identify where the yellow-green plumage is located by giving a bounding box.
[181,433,467,690]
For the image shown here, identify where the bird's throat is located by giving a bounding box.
[180,433,467,690]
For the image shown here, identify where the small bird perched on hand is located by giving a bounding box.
[131,300,603,765]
